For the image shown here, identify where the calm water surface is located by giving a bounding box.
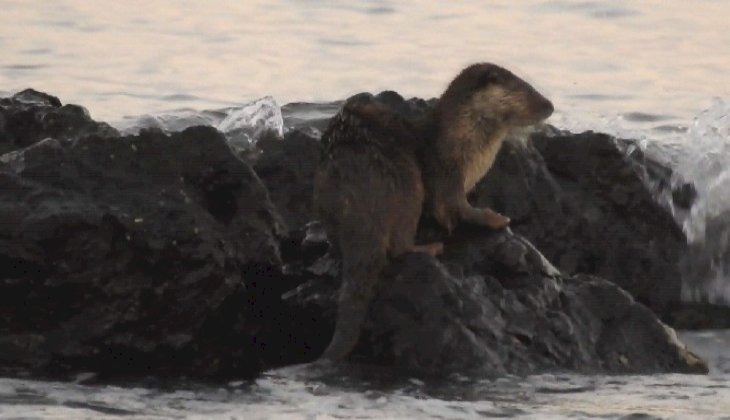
[1,0,728,132]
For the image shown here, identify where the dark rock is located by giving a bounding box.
[671,182,696,210]
[680,209,730,305]
[470,129,689,313]
[12,88,62,107]
[284,227,707,375]
[663,302,730,330]
[0,90,710,382]
[0,124,288,380]
[249,130,323,230]
[0,89,118,154]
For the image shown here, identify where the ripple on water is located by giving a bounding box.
[532,1,640,19]
[566,93,636,101]
[20,48,53,55]
[621,112,674,122]
[619,414,663,420]
[366,6,396,15]
[62,400,139,416]
[161,93,202,102]
[3,64,48,70]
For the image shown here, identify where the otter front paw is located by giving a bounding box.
[410,242,444,257]
[482,207,510,229]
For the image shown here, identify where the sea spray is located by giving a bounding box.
[559,99,730,304]
[671,98,730,303]
[113,96,284,155]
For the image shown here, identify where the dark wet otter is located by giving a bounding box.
[313,101,443,361]
[314,63,553,361]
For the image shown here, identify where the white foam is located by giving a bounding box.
[671,98,730,242]
[111,96,284,155]
[216,96,284,154]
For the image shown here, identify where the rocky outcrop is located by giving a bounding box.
[283,223,706,375]
[0,90,708,382]
[248,130,322,230]
[0,89,118,155]
[470,129,691,313]
[0,121,287,380]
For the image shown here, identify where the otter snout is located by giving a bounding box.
[524,85,553,123]
[533,96,554,121]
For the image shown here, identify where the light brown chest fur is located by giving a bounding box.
[444,111,508,193]
[462,131,507,192]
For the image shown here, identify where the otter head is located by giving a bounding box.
[438,63,554,133]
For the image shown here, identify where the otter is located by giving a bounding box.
[313,63,553,362]
[313,101,444,361]
[421,63,554,232]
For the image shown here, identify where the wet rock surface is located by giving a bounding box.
[284,223,706,376]
[471,129,691,313]
[247,130,322,230]
[0,119,287,380]
[0,90,709,382]
[0,89,118,154]
[664,302,730,330]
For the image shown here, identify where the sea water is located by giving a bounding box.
[2,1,730,418]
[0,331,728,419]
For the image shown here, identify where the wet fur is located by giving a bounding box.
[314,102,424,360]
[314,63,553,361]
[422,65,553,231]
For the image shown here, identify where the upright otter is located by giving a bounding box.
[314,63,553,362]
[421,63,554,232]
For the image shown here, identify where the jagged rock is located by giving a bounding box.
[664,302,730,330]
[249,130,323,230]
[284,225,706,375]
[470,130,690,313]
[0,90,710,382]
[0,124,287,380]
[0,88,118,154]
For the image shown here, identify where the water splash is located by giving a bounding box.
[670,98,730,303]
[555,100,730,303]
[112,96,284,155]
[672,98,730,242]
[217,97,284,153]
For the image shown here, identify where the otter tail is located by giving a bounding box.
[320,243,387,361]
